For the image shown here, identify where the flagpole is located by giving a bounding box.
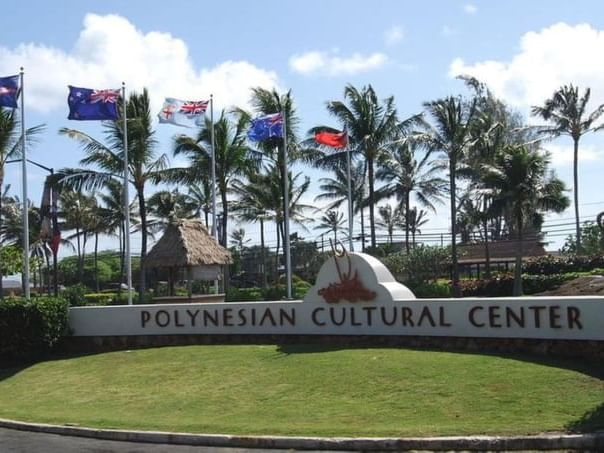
[122,82,132,305]
[20,67,30,300]
[210,94,219,294]
[282,110,292,299]
[346,139,354,252]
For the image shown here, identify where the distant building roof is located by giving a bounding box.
[457,239,547,264]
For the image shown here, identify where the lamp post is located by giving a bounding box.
[6,158,59,296]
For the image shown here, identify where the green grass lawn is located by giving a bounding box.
[0,345,602,437]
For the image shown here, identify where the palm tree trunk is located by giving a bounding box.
[449,157,461,297]
[118,222,124,296]
[513,212,524,296]
[573,137,582,253]
[360,207,365,252]
[483,198,491,279]
[45,250,51,296]
[76,225,82,281]
[220,188,228,247]
[275,222,281,285]
[368,156,377,248]
[260,218,267,289]
[94,231,99,292]
[138,186,148,303]
[405,192,410,253]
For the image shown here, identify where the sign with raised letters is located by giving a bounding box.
[69,253,604,340]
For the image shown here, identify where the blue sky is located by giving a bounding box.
[4,0,604,255]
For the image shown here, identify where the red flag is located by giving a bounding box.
[315,130,348,149]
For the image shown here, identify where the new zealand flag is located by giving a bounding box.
[67,85,120,121]
[0,75,20,109]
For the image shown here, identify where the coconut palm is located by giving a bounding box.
[407,207,429,247]
[418,96,478,297]
[377,140,446,253]
[482,145,569,295]
[531,85,604,253]
[169,110,253,246]
[375,204,403,245]
[322,84,400,248]
[185,179,212,228]
[147,189,196,232]
[58,88,167,301]
[314,210,346,244]
[0,109,45,297]
[314,161,368,250]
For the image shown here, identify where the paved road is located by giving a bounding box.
[0,427,345,453]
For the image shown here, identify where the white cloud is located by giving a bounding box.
[384,26,405,46]
[0,14,280,114]
[289,50,389,77]
[449,23,604,112]
[463,4,478,14]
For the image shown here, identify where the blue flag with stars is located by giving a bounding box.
[247,112,284,142]
[67,85,120,121]
[0,75,20,109]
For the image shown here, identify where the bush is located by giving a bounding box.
[61,283,90,307]
[523,255,604,275]
[382,245,452,286]
[0,296,70,361]
[226,288,263,302]
[408,281,451,298]
[83,293,116,306]
[459,273,577,297]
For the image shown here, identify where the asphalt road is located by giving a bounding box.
[0,427,343,453]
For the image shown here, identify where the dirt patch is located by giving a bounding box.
[536,275,604,296]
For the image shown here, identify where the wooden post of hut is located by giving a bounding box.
[145,220,232,303]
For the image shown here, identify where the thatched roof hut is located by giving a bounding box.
[146,219,231,269]
[146,220,231,301]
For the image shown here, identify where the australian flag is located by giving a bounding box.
[67,85,120,121]
[0,75,20,108]
[247,112,284,142]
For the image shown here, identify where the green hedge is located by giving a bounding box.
[459,273,577,297]
[523,255,604,275]
[0,296,70,361]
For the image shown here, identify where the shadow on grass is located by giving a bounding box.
[566,403,604,433]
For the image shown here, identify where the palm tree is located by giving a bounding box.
[0,109,44,297]
[418,96,478,297]
[375,204,403,245]
[407,207,429,247]
[376,140,446,253]
[58,88,167,302]
[482,145,569,296]
[147,189,196,232]
[170,110,253,246]
[185,179,212,228]
[531,85,604,253]
[314,161,368,250]
[323,84,399,248]
[314,210,346,244]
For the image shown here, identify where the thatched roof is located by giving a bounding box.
[145,219,232,268]
[457,239,547,264]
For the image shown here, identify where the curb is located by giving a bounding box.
[1,418,603,451]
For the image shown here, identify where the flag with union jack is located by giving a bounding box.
[247,112,284,142]
[158,97,208,128]
[67,85,120,120]
[0,74,20,108]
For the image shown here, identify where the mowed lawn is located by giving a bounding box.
[0,345,602,437]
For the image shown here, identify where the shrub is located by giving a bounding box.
[523,255,604,275]
[408,281,451,298]
[459,273,577,297]
[61,283,90,307]
[226,288,263,302]
[83,293,116,306]
[382,246,452,285]
[0,296,69,361]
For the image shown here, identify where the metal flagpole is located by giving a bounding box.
[122,82,133,305]
[282,110,292,299]
[20,67,30,300]
[210,95,220,294]
[345,136,354,251]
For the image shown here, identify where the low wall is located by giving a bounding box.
[61,333,604,361]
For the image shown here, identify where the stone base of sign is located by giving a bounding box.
[60,333,604,361]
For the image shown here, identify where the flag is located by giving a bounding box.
[158,97,208,128]
[315,129,348,149]
[67,85,120,120]
[247,112,284,142]
[0,74,20,108]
